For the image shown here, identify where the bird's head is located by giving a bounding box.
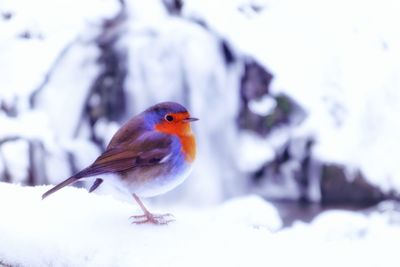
[144,102,198,136]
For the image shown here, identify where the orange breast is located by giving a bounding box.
[179,134,196,163]
[155,113,196,162]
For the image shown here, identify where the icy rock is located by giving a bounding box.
[240,59,273,101]
[320,164,384,205]
[184,0,400,198]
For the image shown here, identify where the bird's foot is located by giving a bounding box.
[130,212,175,225]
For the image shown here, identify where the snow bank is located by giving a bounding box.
[0,182,280,267]
[1,182,400,267]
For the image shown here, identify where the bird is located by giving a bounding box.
[42,102,198,225]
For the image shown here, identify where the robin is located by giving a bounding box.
[42,102,198,225]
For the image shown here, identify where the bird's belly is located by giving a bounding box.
[124,164,193,198]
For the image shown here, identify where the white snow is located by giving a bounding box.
[248,94,277,116]
[1,182,400,267]
[0,182,279,267]
[237,130,275,172]
[0,0,119,104]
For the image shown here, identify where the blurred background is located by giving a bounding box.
[1,0,400,226]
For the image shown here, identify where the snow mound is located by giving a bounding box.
[217,195,282,230]
[1,182,400,267]
[0,182,279,267]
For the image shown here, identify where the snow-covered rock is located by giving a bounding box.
[0,0,120,186]
[183,0,400,194]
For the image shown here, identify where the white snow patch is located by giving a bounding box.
[238,130,275,172]
[248,94,277,116]
[0,0,119,104]
[217,195,282,231]
[1,183,400,266]
[0,182,279,267]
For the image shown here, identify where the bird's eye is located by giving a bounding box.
[165,115,174,122]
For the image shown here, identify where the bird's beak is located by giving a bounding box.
[183,117,199,122]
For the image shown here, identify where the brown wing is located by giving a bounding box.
[75,131,172,178]
[42,131,171,199]
[106,114,147,150]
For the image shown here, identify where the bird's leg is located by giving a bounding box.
[130,194,175,225]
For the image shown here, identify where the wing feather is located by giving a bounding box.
[78,131,172,177]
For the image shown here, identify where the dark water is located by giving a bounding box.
[270,201,376,227]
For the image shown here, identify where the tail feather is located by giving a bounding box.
[42,176,80,199]
[42,164,109,199]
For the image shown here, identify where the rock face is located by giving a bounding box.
[0,0,393,206]
[237,59,388,205]
[320,164,385,205]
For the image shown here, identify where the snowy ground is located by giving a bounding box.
[1,182,399,267]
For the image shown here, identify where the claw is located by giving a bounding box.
[130,194,175,225]
[130,212,175,225]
